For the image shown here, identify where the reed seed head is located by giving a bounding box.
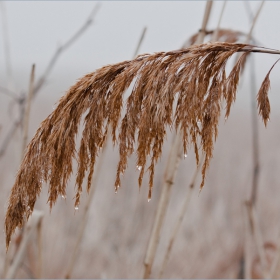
[5,42,279,249]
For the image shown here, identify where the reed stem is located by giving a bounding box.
[142,2,213,278]
[158,157,203,278]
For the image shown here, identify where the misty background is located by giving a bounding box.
[1,1,280,278]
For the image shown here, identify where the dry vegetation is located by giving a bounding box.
[1,1,280,279]
[5,42,280,250]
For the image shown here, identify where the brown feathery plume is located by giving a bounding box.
[257,58,280,126]
[183,29,246,48]
[5,42,280,249]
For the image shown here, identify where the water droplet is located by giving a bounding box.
[74,206,79,210]
[268,118,270,122]
[184,153,188,159]
[61,195,66,199]
[137,165,142,171]
[224,116,228,120]
[148,198,151,202]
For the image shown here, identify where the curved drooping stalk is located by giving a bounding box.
[5,40,280,249]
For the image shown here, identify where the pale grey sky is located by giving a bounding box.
[1,1,280,107]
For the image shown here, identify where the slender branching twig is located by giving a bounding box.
[33,3,101,96]
[0,3,101,159]
[0,86,18,100]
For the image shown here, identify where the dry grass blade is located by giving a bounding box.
[5,42,280,249]
[257,58,280,126]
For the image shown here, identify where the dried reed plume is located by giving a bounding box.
[5,42,280,248]
[183,29,246,47]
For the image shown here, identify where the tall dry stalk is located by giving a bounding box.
[4,40,280,249]
[158,156,203,278]
[157,4,239,276]
[236,2,266,278]
[3,64,36,278]
[142,2,213,277]
[211,1,227,42]
[246,2,264,206]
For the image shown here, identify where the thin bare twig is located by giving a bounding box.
[0,3,101,159]
[133,26,147,59]
[0,86,18,100]
[0,120,21,158]
[249,55,260,206]
[33,3,101,96]
[142,2,213,278]
[0,2,13,86]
